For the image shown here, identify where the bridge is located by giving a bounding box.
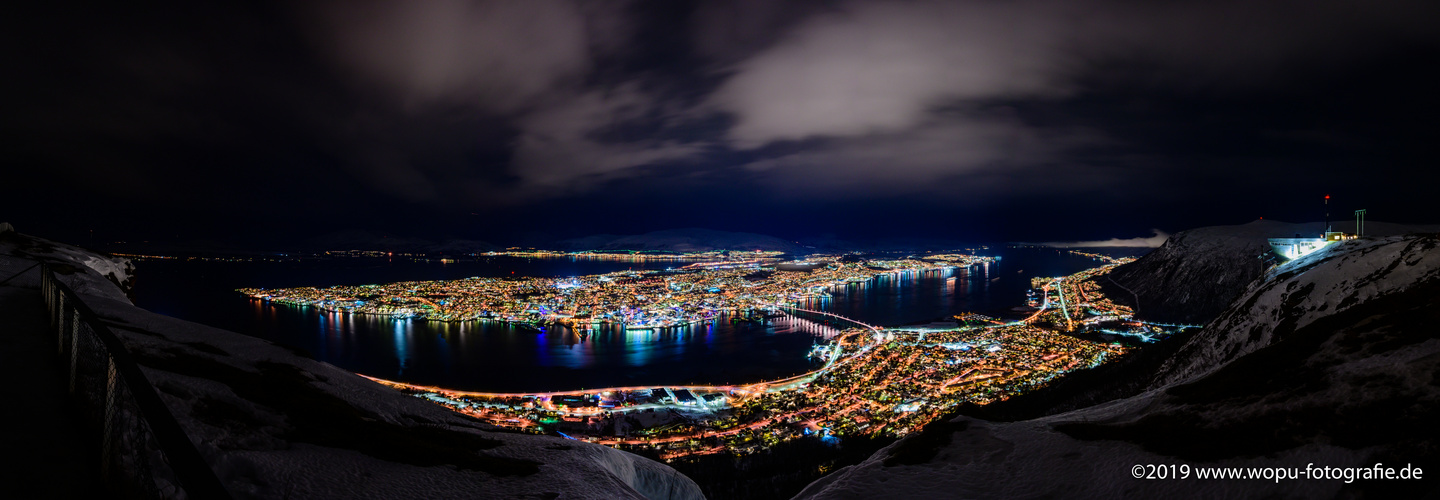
[775,305,884,335]
[368,305,889,407]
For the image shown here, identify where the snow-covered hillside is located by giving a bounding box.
[1101,220,1286,324]
[1103,219,1440,325]
[1151,234,1440,387]
[1,228,702,500]
[797,233,1440,499]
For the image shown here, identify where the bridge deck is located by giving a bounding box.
[0,281,102,496]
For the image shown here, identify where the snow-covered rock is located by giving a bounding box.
[2,230,703,500]
[1103,219,1440,325]
[1151,234,1440,387]
[0,228,134,301]
[797,233,1440,499]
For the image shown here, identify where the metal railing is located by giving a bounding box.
[41,264,232,499]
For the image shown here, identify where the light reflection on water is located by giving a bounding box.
[258,269,979,392]
[133,250,1110,393]
[261,306,864,392]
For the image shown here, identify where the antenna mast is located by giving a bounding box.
[1323,194,1330,237]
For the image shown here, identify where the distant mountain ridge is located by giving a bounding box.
[301,230,500,254]
[557,228,806,253]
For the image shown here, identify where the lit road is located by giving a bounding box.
[1022,279,1057,324]
[1055,278,1074,330]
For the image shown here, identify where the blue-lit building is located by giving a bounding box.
[1268,231,1352,261]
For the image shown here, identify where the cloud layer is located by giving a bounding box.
[288,0,1440,204]
[307,0,593,111]
[1042,229,1171,248]
[11,0,1440,243]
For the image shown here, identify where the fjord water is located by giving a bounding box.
[131,250,1111,393]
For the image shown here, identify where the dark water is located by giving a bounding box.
[130,250,1120,392]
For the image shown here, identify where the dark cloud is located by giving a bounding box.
[704,0,1440,199]
[4,0,1438,245]
[302,0,594,111]
[690,0,834,64]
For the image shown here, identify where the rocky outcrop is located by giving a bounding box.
[797,233,1440,499]
[1101,220,1298,325]
[1102,219,1439,325]
[1,231,703,500]
[1150,234,1440,388]
[0,224,134,297]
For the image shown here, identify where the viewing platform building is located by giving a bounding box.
[1268,231,1354,261]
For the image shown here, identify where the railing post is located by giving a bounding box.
[56,291,69,360]
[38,265,234,499]
[102,357,119,487]
[69,309,82,395]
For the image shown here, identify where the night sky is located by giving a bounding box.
[7,0,1439,248]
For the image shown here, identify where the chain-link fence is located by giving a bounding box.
[42,264,232,499]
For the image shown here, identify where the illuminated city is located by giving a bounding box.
[354,253,1189,461]
[238,253,994,331]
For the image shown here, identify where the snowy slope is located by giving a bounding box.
[2,229,702,500]
[88,300,705,499]
[1151,234,1440,387]
[1102,220,1306,324]
[1103,219,1440,325]
[797,234,1440,499]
